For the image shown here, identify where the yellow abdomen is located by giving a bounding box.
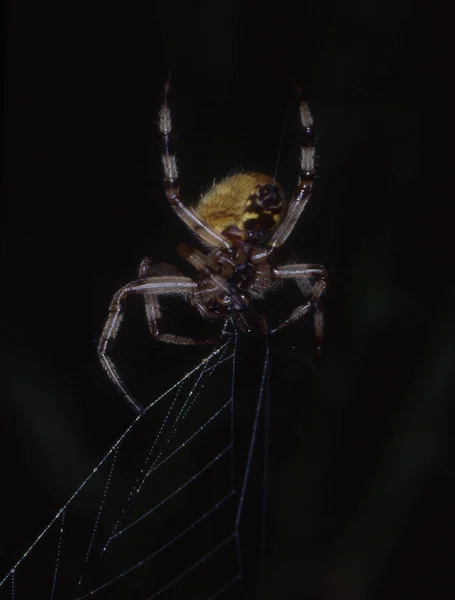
[196,172,285,242]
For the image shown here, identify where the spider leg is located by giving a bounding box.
[268,91,315,250]
[159,79,231,250]
[269,264,326,356]
[138,258,222,344]
[98,274,203,413]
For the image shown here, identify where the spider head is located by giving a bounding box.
[196,173,286,245]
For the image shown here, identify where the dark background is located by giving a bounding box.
[1,0,453,598]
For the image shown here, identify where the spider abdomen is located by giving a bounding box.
[196,173,285,244]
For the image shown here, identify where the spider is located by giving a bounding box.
[98,80,327,413]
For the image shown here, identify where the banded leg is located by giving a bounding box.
[269,90,316,250]
[269,264,326,356]
[98,274,198,413]
[159,79,231,250]
[139,258,222,342]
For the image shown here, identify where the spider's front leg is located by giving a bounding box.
[269,264,327,357]
[98,270,199,413]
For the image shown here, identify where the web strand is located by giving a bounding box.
[1,330,272,599]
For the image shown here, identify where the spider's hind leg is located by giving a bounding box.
[158,80,230,250]
[268,90,316,250]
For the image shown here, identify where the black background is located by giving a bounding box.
[1,0,453,598]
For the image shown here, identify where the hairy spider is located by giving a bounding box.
[98,81,327,413]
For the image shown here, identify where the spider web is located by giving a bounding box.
[0,325,273,599]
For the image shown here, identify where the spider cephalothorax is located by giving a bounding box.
[98,81,327,412]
